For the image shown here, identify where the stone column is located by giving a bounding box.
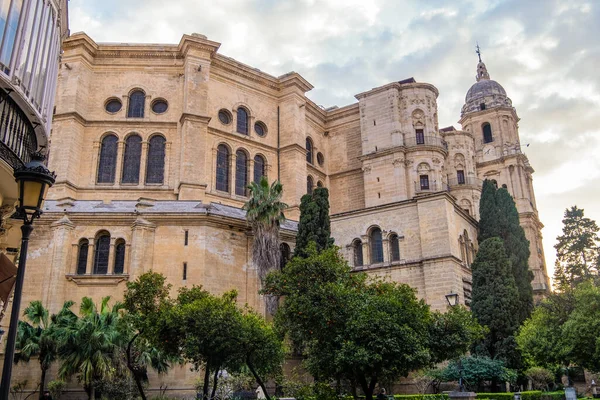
[115,140,125,185]
[86,239,95,274]
[107,237,116,274]
[70,243,79,274]
[139,141,149,185]
[129,217,156,279]
[382,237,390,265]
[43,215,75,312]
[90,141,100,185]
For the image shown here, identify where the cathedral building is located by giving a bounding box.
[1,31,550,390]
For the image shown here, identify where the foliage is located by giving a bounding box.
[478,180,533,325]
[10,379,38,400]
[393,395,448,400]
[524,367,555,391]
[294,187,334,258]
[94,374,138,400]
[470,238,521,369]
[46,380,66,400]
[55,296,125,399]
[553,206,600,291]
[540,392,565,400]
[243,176,288,281]
[264,245,480,400]
[429,356,517,392]
[474,392,542,400]
[123,272,175,400]
[517,282,600,372]
[15,300,77,399]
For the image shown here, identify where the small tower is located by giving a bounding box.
[459,51,551,295]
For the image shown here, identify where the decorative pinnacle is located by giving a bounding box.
[476,42,482,62]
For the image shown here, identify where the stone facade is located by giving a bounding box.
[0,32,550,394]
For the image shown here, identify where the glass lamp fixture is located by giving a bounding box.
[445,291,459,307]
[13,153,56,222]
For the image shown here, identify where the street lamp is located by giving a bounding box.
[445,291,459,307]
[0,153,55,399]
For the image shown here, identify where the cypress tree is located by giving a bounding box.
[478,179,501,242]
[470,237,521,369]
[294,187,334,258]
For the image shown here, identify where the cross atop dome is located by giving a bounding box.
[475,43,490,82]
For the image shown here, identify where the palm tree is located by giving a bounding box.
[55,296,125,400]
[243,176,288,314]
[14,301,76,400]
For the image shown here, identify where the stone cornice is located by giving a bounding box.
[66,274,129,286]
[458,106,519,125]
[328,167,362,179]
[53,111,179,129]
[355,81,439,101]
[177,34,221,58]
[179,113,211,125]
[325,103,360,125]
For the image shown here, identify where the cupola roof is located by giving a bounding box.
[461,53,513,116]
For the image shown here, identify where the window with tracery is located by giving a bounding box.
[216,144,230,192]
[127,90,145,118]
[254,155,265,183]
[353,239,363,267]
[93,234,110,275]
[122,135,142,184]
[97,134,118,183]
[306,138,313,164]
[390,234,400,262]
[114,240,125,274]
[76,239,89,275]
[370,228,384,263]
[235,150,248,196]
[146,135,166,184]
[237,108,248,134]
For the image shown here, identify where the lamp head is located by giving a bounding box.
[13,152,56,222]
[445,291,459,307]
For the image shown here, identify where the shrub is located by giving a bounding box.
[541,391,565,400]
[525,367,555,391]
[393,395,449,400]
[48,380,67,400]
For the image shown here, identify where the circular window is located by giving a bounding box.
[218,109,232,125]
[254,121,267,137]
[317,152,324,166]
[151,99,168,114]
[105,98,122,113]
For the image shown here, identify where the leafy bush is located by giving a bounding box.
[394,395,448,400]
[47,380,67,400]
[541,392,565,400]
[525,367,555,391]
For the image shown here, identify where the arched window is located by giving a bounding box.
[353,239,363,267]
[483,123,493,143]
[253,155,265,183]
[146,135,166,184]
[93,233,110,275]
[76,239,89,275]
[235,150,248,196]
[390,234,400,262]
[216,144,230,192]
[127,90,145,118]
[121,134,142,184]
[317,181,323,188]
[237,108,249,134]
[306,138,313,164]
[114,239,126,274]
[307,176,314,195]
[279,243,291,270]
[370,228,384,264]
[97,134,118,183]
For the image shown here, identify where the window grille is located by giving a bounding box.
[306,138,313,164]
[127,90,145,118]
[93,234,110,274]
[370,228,384,263]
[353,240,363,267]
[235,150,248,196]
[390,234,400,262]
[76,239,89,275]
[122,135,142,184]
[483,123,493,143]
[146,135,166,184]
[416,129,425,145]
[420,175,430,190]
[253,155,265,183]
[237,108,248,134]
[114,240,125,274]
[97,135,118,183]
[216,144,230,192]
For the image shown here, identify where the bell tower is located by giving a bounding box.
[459,52,551,295]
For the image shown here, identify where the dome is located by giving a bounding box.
[461,60,513,116]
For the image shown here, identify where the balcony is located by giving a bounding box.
[0,89,37,169]
[414,181,446,195]
[448,177,483,189]
[404,136,448,151]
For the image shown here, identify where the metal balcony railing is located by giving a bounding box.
[448,177,483,188]
[0,89,37,169]
[414,181,446,194]
[405,135,448,151]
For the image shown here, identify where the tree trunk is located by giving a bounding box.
[351,378,358,399]
[210,367,219,399]
[247,358,271,400]
[358,375,377,400]
[203,365,210,400]
[39,366,47,400]
[126,333,147,400]
[89,385,95,400]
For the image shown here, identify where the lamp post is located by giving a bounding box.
[0,154,55,399]
[446,291,459,307]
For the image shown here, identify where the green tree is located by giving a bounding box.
[294,187,334,258]
[14,301,76,399]
[428,306,485,364]
[429,356,517,392]
[470,238,521,370]
[478,180,533,324]
[55,297,125,400]
[553,206,600,291]
[122,272,176,400]
[264,245,480,400]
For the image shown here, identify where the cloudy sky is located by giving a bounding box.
[69,0,600,283]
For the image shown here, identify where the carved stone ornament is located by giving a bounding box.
[362,166,372,174]
[392,158,405,167]
[404,159,414,167]
[432,158,441,165]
